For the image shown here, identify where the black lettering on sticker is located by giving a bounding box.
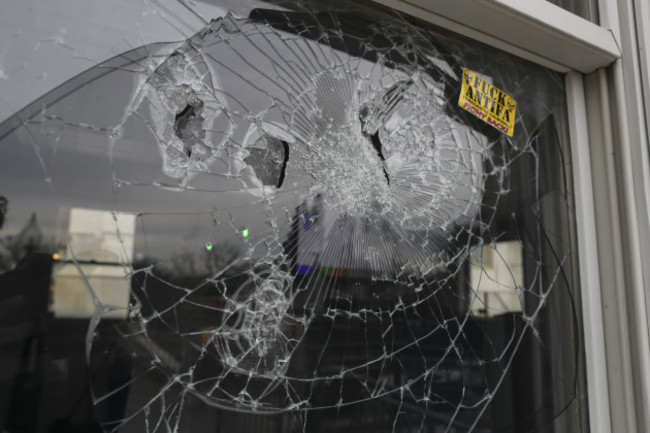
[465,85,475,102]
[503,108,512,123]
[497,91,507,108]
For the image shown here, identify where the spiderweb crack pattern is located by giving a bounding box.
[0,1,584,432]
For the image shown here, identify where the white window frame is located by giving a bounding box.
[371,0,619,73]
[2,1,647,431]
[370,1,650,432]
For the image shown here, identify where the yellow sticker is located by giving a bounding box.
[458,68,517,137]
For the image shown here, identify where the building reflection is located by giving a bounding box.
[0,193,538,433]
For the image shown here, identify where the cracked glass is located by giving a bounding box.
[0,1,587,432]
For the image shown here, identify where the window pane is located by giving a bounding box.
[547,0,599,22]
[0,1,587,432]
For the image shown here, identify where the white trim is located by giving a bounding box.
[583,69,638,432]
[612,0,650,260]
[370,0,568,72]
[634,0,650,135]
[602,0,650,426]
[595,0,650,429]
[611,56,650,432]
[370,0,620,73]
[598,0,621,40]
[565,71,613,433]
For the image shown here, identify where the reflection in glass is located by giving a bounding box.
[547,0,599,22]
[0,1,586,432]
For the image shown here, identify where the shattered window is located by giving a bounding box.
[0,1,587,432]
